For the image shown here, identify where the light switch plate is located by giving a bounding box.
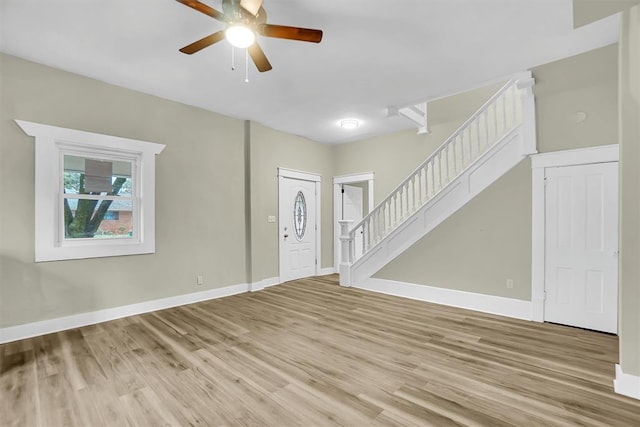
[267,215,276,223]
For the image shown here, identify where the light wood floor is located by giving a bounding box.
[2,275,639,426]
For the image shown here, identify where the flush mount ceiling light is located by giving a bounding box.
[225,25,256,48]
[339,119,360,130]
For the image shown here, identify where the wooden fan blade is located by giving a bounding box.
[176,0,226,22]
[248,42,273,72]
[179,31,225,54]
[239,0,263,16]
[258,24,323,43]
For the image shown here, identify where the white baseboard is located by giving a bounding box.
[0,282,249,344]
[250,277,280,292]
[250,270,334,292]
[359,278,533,321]
[614,364,640,400]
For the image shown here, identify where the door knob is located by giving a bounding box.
[284,234,289,238]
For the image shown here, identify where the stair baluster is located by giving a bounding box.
[340,74,535,282]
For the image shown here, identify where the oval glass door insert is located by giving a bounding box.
[293,191,307,240]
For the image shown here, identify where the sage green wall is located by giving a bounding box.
[378,160,533,299]
[249,122,334,283]
[618,5,640,377]
[573,0,640,28]
[0,54,247,328]
[332,45,618,300]
[535,45,619,152]
[332,82,505,197]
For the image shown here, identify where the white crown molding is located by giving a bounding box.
[0,282,249,344]
[359,278,532,321]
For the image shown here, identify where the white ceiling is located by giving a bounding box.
[0,0,618,144]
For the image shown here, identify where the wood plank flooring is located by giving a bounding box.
[1,274,639,426]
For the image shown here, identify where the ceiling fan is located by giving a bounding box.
[176,0,323,72]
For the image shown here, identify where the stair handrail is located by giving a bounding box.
[347,76,524,252]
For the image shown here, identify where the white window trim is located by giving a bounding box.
[15,120,165,262]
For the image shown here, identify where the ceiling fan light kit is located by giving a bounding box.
[176,0,323,73]
[225,25,255,48]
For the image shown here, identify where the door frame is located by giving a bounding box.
[278,167,322,281]
[530,144,619,323]
[333,172,375,271]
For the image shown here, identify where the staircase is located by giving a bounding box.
[339,72,537,286]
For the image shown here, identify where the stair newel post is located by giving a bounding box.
[338,220,354,286]
[516,73,537,155]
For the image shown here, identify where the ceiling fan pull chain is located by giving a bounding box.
[245,48,249,83]
[231,47,235,71]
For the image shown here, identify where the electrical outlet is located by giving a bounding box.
[506,278,514,289]
[197,275,204,286]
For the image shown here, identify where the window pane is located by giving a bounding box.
[64,198,133,239]
[293,191,307,240]
[63,155,132,195]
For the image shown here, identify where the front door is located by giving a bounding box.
[544,162,618,333]
[279,176,317,282]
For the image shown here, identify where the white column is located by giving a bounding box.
[516,73,537,155]
[616,4,640,400]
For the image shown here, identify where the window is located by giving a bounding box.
[63,154,133,239]
[16,120,165,262]
[294,191,307,240]
[103,211,120,221]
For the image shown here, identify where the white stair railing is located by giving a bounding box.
[344,75,531,264]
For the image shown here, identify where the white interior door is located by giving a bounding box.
[279,176,317,282]
[544,162,618,333]
[343,184,364,258]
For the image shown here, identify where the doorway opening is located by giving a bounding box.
[333,172,374,271]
